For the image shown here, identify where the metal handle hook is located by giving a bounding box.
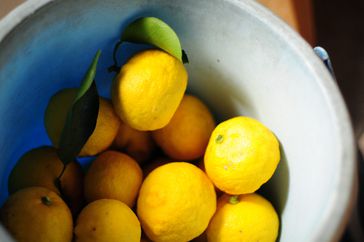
[314,46,336,81]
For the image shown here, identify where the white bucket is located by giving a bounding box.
[0,0,356,241]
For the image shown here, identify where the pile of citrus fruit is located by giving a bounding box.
[0,47,280,241]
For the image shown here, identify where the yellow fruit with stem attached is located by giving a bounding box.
[207,193,279,242]
[8,146,84,215]
[204,116,280,194]
[0,187,73,242]
[112,49,188,131]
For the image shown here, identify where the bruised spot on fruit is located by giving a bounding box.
[41,196,52,206]
[215,134,224,144]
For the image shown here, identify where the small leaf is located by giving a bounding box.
[109,17,189,73]
[75,51,101,101]
[57,51,101,165]
[121,17,183,61]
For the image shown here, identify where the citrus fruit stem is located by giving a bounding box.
[41,196,53,206]
[215,134,224,144]
[229,195,239,205]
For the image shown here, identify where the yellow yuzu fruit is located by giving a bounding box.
[204,116,280,194]
[113,120,155,164]
[137,162,216,242]
[8,146,83,215]
[207,193,279,242]
[0,187,73,242]
[112,49,188,131]
[45,88,120,156]
[152,95,215,160]
[84,151,143,207]
[74,199,141,242]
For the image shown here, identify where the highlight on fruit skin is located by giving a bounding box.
[204,116,280,195]
[112,49,188,131]
[0,186,73,242]
[207,193,279,242]
[44,88,120,157]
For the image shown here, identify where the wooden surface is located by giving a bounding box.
[258,0,316,45]
[0,0,24,19]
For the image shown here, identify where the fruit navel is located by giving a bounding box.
[229,195,239,205]
[41,196,53,206]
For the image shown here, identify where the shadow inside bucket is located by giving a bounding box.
[259,143,290,240]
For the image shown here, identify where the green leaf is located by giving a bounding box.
[57,51,101,165]
[109,17,189,73]
[121,17,183,61]
[75,51,101,101]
